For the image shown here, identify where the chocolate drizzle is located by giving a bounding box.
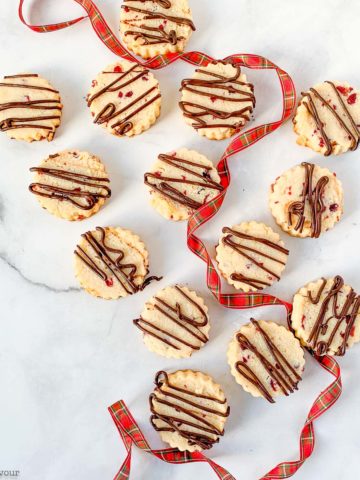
[235,319,302,403]
[287,162,329,238]
[134,285,209,351]
[301,82,360,156]
[125,25,179,46]
[122,0,195,47]
[179,64,255,131]
[74,227,161,294]
[305,276,360,356]
[150,371,229,449]
[145,153,223,210]
[88,64,161,135]
[29,167,111,210]
[221,227,289,290]
[0,74,62,138]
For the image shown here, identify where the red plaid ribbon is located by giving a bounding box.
[109,400,236,480]
[109,354,341,480]
[18,1,343,478]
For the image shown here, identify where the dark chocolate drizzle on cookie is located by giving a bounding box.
[179,64,255,131]
[134,285,209,351]
[305,276,360,356]
[29,165,111,210]
[235,319,302,403]
[145,153,223,211]
[287,162,329,238]
[221,227,289,290]
[300,82,360,156]
[87,64,161,135]
[124,24,179,46]
[150,370,229,449]
[122,0,195,48]
[74,227,161,294]
[0,74,62,138]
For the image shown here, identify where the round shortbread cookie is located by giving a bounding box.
[179,61,255,140]
[216,221,289,292]
[293,81,360,156]
[133,285,210,358]
[87,61,161,137]
[269,162,343,238]
[74,226,161,299]
[227,319,305,403]
[120,0,195,60]
[149,370,229,451]
[291,276,360,356]
[0,73,62,142]
[144,148,223,221]
[29,150,111,221]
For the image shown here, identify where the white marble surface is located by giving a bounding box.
[1,0,360,479]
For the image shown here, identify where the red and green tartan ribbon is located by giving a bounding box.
[109,400,236,480]
[109,353,341,480]
[18,0,214,69]
[18,1,343,478]
[186,53,296,312]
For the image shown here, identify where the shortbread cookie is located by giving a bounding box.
[216,221,289,292]
[29,150,111,221]
[269,162,343,238]
[227,319,305,403]
[291,276,360,356]
[74,226,161,299]
[293,81,360,156]
[144,148,223,220]
[87,61,161,137]
[179,61,255,140]
[134,285,210,358]
[0,73,62,142]
[120,0,195,60]
[149,370,229,451]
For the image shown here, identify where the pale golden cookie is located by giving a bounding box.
[227,319,305,403]
[291,276,360,356]
[269,162,343,238]
[29,150,111,221]
[179,61,255,140]
[120,0,195,59]
[0,73,62,142]
[216,221,289,292]
[293,81,360,156]
[133,285,210,358]
[150,370,229,451]
[144,148,223,221]
[87,60,161,137]
[74,226,161,299]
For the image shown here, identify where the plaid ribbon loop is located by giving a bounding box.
[18,1,343,478]
[109,355,341,480]
[109,401,236,480]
